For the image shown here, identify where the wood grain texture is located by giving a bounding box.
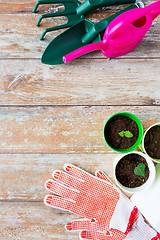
[0,59,160,105]
[0,106,159,153]
[0,201,79,240]
[0,0,83,13]
[0,0,160,239]
[0,153,118,201]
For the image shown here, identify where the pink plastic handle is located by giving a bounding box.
[152,7,160,19]
[63,41,102,63]
[108,1,160,40]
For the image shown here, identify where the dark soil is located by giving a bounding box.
[116,153,149,188]
[104,115,139,150]
[144,125,160,159]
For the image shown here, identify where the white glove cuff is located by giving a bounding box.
[109,195,136,233]
[126,213,159,240]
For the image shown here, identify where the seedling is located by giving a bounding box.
[103,112,143,153]
[118,130,133,138]
[134,163,146,177]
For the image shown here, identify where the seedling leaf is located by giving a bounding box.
[124,131,133,138]
[134,163,146,177]
[118,131,125,137]
[118,130,133,138]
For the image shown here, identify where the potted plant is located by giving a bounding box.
[113,151,155,193]
[103,112,143,153]
[142,122,160,163]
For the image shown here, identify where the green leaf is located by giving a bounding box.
[124,131,133,138]
[134,163,146,177]
[118,130,133,138]
[118,131,125,137]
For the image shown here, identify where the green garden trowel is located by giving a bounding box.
[41,2,143,65]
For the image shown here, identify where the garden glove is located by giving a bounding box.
[65,170,159,240]
[44,164,138,234]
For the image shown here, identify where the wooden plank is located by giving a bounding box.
[0,2,35,13]
[0,0,83,13]
[0,153,120,201]
[0,0,156,13]
[0,106,159,153]
[0,201,79,240]
[0,59,160,105]
[0,2,62,13]
[0,201,155,240]
[0,14,160,58]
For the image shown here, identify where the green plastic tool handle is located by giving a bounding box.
[82,3,139,44]
[76,0,137,16]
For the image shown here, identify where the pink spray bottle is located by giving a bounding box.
[63,1,160,63]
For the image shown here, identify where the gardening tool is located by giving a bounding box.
[41,3,142,65]
[33,0,139,39]
[63,1,160,63]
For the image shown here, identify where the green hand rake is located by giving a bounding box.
[33,0,137,39]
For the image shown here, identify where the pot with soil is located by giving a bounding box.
[103,112,143,153]
[114,151,155,193]
[142,123,160,163]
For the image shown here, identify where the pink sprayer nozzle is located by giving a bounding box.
[63,56,68,63]
[63,42,102,63]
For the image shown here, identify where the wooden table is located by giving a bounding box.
[0,0,160,239]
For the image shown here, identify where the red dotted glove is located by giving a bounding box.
[44,164,158,239]
[65,214,159,240]
[65,170,159,240]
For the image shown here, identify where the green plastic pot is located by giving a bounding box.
[103,112,143,153]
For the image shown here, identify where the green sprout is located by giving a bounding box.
[118,130,133,138]
[134,163,146,177]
